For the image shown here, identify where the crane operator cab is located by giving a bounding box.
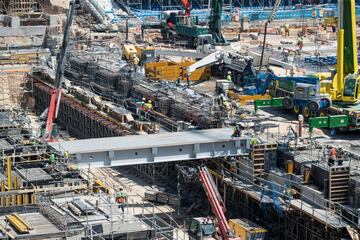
[343,73,360,103]
[188,217,216,240]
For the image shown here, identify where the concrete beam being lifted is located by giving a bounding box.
[49,128,250,168]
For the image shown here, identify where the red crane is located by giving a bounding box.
[45,0,76,141]
[198,166,241,240]
[180,0,191,16]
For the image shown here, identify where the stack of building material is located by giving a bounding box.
[145,61,210,81]
[72,198,95,215]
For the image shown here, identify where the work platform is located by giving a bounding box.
[50,128,250,168]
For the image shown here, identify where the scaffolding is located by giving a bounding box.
[0,0,43,15]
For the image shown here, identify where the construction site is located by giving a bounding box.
[0,0,359,239]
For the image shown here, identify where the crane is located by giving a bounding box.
[45,0,76,141]
[208,0,227,45]
[193,166,240,240]
[259,0,282,71]
[180,0,191,16]
[322,0,360,103]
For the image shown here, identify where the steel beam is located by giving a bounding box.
[49,128,250,168]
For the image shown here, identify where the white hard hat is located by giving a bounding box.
[228,71,231,74]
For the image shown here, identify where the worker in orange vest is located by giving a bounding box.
[328,146,336,167]
[116,188,127,212]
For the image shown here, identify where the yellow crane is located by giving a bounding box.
[321,0,360,104]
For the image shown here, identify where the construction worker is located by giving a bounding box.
[49,152,56,164]
[328,146,336,167]
[136,98,146,116]
[63,151,69,160]
[251,137,259,145]
[226,71,232,82]
[116,188,127,212]
[297,37,304,51]
[337,147,344,166]
[283,23,290,37]
[144,100,153,111]
[231,125,241,138]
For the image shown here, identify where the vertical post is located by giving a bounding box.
[126,18,129,43]
[259,22,268,72]
[298,114,304,138]
[7,157,11,191]
[337,29,344,98]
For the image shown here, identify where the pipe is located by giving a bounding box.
[337,29,344,99]
[7,157,11,191]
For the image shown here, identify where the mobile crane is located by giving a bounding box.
[188,166,241,240]
[44,0,76,141]
[320,0,360,104]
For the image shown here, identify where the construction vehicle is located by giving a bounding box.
[188,166,241,240]
[258,72,332,118]
[256,0,360,131]
[319,0,360,104]
[186,50,255,85]
[161,0,227,47]
[44,0,76,141]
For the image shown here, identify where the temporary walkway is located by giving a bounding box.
[49,128,250,168]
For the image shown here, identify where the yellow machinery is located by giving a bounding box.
[229,218,267,240]
[122,44,138,60]
[321,0,360,104]
[145,61,211,81]
[228,90,270,106]
[93,178,111,194]
[5,213,33,234]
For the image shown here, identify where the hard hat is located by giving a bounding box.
[142,98,146,101]
[228,71,231,74]
[148,100,152,103]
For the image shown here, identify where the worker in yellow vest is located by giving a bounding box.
[226,71,232,82]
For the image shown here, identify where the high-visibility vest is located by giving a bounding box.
[226,74,232,81]
[116,192,127,203]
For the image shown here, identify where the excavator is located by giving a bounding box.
[44,0,76,141]
[188,166,241,240]
[320,0,360,104]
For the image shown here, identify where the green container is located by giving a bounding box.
[175,24,208,37]
[309,117,329,129]
[254,99,271,107]
[271,98,284,107]
[328,115,350,128]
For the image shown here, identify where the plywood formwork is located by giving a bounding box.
[0,72,27,108]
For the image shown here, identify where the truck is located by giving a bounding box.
[161,0,227,48]
[258,72,332,118]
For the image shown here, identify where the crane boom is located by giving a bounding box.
[259,0,282,71]
[180,0,191,16]
[45,0,76,141]
[198,166,240,240]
